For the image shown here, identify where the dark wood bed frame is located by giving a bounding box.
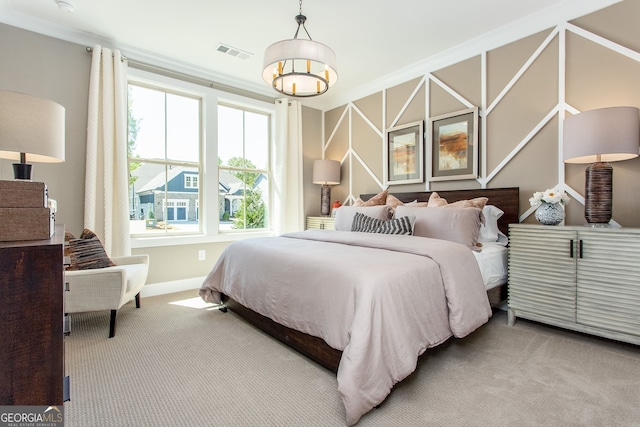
[220,187,519,373]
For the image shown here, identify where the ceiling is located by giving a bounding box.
[0,0,619,111]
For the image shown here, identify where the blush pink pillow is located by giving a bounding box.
[427,192,448,207]
[334,205,394,231]
[395,205,483,250]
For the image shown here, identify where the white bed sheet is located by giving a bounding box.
[473,242,508,290]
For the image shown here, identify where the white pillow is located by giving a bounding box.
[334,205,394,231]
[479,205,508,246]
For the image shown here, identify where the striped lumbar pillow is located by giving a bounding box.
[351,212,415,235]
[64,228,116,270]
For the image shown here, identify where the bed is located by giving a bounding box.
[200,187,518,425]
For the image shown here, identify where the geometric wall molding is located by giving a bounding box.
[324,1,640,226]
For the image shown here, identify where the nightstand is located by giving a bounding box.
[306,216,335,230]
[508,223,640,345]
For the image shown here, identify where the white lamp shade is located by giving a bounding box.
[312,159,340,185]
[563,106,640,164]
[0,90,65,163]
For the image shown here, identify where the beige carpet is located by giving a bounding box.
[64,290,640,427]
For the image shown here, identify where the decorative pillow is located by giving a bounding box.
[445,196,488,210]
[406,200,428,207]
[395,206,483,250]
[427,192,489,211]
[427,192,448,207]
[351,212,415,235]
[353,189,388,207]
[479,205,508,246]
[334,205,394,231]
[65,228,115,270]
[385,194,404,209]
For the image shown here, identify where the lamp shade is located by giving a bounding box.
[312,159,340,185]
[0,90,65,163]
[563,106,639,164]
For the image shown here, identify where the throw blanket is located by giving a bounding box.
[200,230,491,424]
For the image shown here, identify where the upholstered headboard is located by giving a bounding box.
[361,187,519,237]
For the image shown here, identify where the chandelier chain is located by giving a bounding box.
[293,0,312,40]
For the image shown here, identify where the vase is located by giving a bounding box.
[535,203,564,225]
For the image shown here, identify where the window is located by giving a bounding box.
[128,82,201,235]
[127,67,275,244]
[185,174,198,189]
[218,104,270,231]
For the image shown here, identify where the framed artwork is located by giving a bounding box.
[428,107,479,181]
[384,120,424,185]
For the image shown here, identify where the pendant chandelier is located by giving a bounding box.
[262,0,338,97]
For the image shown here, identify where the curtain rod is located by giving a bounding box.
[85,47,276,104]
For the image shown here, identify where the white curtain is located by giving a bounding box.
[272,99,304,234]
[84,45,130,257]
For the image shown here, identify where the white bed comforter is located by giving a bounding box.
[200,230,491,425]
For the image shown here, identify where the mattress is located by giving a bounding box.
[473,242,508,290]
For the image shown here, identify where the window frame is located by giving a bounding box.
[127,68,276,249]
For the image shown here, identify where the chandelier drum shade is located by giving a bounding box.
[262,1,337,97]
[0,90,65,180]
[563,106,640,224]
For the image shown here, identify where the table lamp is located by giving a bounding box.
[563,106,639,225]
[312,159,340,216]
[0,90,65,180]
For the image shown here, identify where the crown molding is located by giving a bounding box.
[1,0,621,112]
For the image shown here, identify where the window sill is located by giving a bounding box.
[130,230,276,249]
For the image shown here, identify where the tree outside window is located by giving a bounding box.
[218,104,270,231]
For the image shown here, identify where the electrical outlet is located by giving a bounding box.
[198,250,206,261]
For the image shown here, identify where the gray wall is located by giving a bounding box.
[0,23,89,234]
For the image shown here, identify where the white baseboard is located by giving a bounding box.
[141,277,205,298]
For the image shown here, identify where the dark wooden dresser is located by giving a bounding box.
[0,224,67,405]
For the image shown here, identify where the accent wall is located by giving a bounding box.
[320,0,640,227]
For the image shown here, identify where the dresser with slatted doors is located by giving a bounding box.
[305,216,335,230]
[508,223,640,345]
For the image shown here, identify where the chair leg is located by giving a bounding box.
[135,293,141,308]
[109,310,117,338]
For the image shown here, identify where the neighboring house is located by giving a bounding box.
[218,169,244,220]
[131,164,266,223]
[133,165,199,223]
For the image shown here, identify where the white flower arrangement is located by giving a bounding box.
[529,188,570,208]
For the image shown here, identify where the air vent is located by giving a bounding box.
[216,43,253,60]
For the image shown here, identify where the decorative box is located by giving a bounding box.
[0,207,55,241]
[0,180,48,208]
[0,180,53,241]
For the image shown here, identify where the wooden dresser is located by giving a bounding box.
[0,224,67,405]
